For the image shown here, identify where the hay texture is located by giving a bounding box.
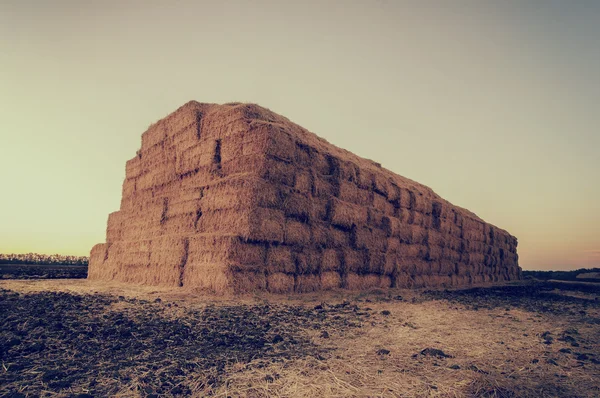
[88,101,521,293]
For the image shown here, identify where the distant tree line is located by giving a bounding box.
[523,268,600,282]
[0,253,88,266]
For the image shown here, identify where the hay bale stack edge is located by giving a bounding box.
[88,101,521,293]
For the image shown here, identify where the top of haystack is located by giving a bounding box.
[145,100,511,238]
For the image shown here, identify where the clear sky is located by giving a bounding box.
[1,1,598,270]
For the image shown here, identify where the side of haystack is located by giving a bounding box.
[88,101,521,293]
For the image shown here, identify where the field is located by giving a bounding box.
[1,278,599,397]
[0,263,87,280]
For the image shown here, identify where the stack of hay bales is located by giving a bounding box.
[88,101,521,293]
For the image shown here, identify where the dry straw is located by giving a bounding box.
[88,101,521,293]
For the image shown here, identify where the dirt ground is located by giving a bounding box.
[1,278,599,397]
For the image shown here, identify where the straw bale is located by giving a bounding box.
[312,151,332,176]
[200,176,280,211]
[226,240,266,272]
[313,175,339,199]
[294,249,322,274]
[410,211,426,226]
[266,245,295,273]
[411,225,428,245]
[167,198,202,218]
[387,237,401,253]
[294,141,313,167]
[383,253,396,275]
[230,272,267,293]
[367,251,386,274]
[427,230,445,247]
[397,223,414,243]
[246,207,285,243]
[266,272,294,294]
[283,192,311,222]
[396,257,416,274]
[162,213,198,235]
[339,160,359,182]
[321,271,342,290]
[338,180,372,206]
[329,198,368,229]
[343,249,367,273]
[311,222,329,247]
[328,227,351,248]
[442,248,461,262]
[372,173,388,197]
[413,192,432,214]
[294,169,313,194]
[261,156,296,186]
[410,259,428,276]
[125,157,142,179]
[310,198,329,221]
[395,274,415,288]
[321,249,341,272]
[172,124,200,152]
[356,168,374,190]
[367,208,387,229]
[285,220,312,246]
[295,274,322,293]
[122,177,136,198]
[352,227,387,252]
[398,188,413,209]
[181,260,227,291]
[175,142,213,175]
[440,260,456,274]
[398,243,428,259]
[106,212,124,242]
[141,125,167,150]
[88,244,108,280]
[346,273,382,290]
[373,193,395,216]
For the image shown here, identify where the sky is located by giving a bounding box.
[0,0,598,270]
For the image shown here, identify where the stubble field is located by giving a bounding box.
[1,277,599,397]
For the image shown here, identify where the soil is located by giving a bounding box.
[0,264,87,280]
[0,289,364,397]
[1,278,599,397]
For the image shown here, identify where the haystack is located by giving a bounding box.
[88,101,521,293]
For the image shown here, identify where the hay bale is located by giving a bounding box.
[260,156,296,186]
[367,251,386,274]
[321,271,342,290]
[266,245,295,274]
[338,180,373,206]
[398,188,413,209]
[294,249,322,274]
[327,227,351,248]
[285,220,312,246]
[383,253,396,276]
[267,272,295,294]
[373,193,395,216]
[356,168,374,190]
[295,274,321,293]
[395,274,414,288]
[352,226,387,252]
[346,273,380,290]
[322,249,342,272]
[283,192,311,222]
[246,208,285,243]
[294,169,313,194]
[367,208,387,229]
[329,198,368,229]
[313,175,339,199]
[343,249,367,273]
[311,223,329,248]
